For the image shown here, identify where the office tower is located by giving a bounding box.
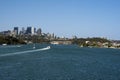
[14,27,18,35]
[37,28,42,35]
[26,27,35,35]
[31,27,35,34]
[34,28,36,34]
[22,27,26,34]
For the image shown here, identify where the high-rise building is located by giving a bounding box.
[26,27,31,34]
[19,27,26,35]
[14,27,18,35]
[31,27,35,34]
[34,27,36,34]
[37,28,42,35]
[26,27,35,35]
[22,27,26,34]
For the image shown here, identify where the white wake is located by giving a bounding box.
[0,46,50,57]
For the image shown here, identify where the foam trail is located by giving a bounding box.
[0,47,50,57]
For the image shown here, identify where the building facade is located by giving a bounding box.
[14,27,18,35]
[26,27,35,35]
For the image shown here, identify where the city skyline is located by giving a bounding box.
[0,0,120,40]
[0,26,42,35]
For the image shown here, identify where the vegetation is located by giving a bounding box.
[71,37,111,47]
[0,34,51,45]
[0,33,111,47]
[0,35,26,45]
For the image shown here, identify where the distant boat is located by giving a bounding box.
[33,44,36,49]
[80,45,83,47]
[17,45,21,47]
[38,46,51,50]
[2,44,7,46]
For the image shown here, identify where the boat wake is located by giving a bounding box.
[0,46,50,57]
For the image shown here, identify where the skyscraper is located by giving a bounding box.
[26,27,35,35]
[14,27,18,35]
[31,27,35,34]
[37,28,42,35]
[22,27,26,34]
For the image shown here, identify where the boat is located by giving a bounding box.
[17,45,21,47]
[33,44,36,49]
[2,44,7,46]
[47,46,50,49]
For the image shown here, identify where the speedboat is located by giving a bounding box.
[47,46,51,49]
[33,46,36,49]
[33,44,36,49]
[2,44,7,46]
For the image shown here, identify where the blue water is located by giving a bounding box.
[0,44,120,80]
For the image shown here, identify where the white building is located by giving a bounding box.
[31,27,35,35]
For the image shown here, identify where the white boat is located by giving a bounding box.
[2,44,7,46]
[33,44,36,49]
[42,46,51,50]
[17,45,21,47]
[33,47,35,49]
[47,46,50,49]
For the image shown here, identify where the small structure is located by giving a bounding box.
[51,40,72,45]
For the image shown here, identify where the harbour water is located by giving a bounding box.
[0,44,120,80]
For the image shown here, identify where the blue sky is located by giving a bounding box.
[0,0,120,40]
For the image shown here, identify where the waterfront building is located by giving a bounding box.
[51,40,72,45]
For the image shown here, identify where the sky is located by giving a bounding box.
[0,0,120,40]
